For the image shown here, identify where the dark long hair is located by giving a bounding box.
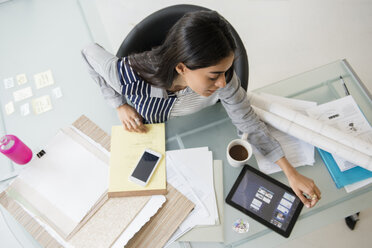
[128,10,237,89]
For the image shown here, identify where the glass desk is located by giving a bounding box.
[1,1,372,247]
[166,59,372,248]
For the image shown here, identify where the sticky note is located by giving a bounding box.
[32,95,53,114]
[5,101,15,115]
[34,70,54,89]
[13,87,33,102]
[16,74,28,85]
[20,103,30,116]
[52,87,63,99]
[3,77,15,89]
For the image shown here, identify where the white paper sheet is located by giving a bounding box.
[164,158,202,245]
[165,147,218,247]
[306,96,372,171]
[252,93,316,174]
[167,148,217,225]
[344,177,372,193]
[166,154,209,220]
[14,130,108,235]
[112,195,166,248]
[253,128,315,174]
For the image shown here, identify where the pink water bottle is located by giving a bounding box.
[0,135,33,165]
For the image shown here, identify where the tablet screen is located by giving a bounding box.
[226,165,303,237]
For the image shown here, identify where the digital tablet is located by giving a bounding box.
[226,165,303,238]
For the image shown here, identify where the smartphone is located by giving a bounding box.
[129,149,163,187]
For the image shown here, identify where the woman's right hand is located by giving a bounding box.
[116,104,147,133]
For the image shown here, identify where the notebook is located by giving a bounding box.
[108,124,167,197]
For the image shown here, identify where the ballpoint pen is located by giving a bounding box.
[340,76,350,96]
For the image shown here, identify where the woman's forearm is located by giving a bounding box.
[276,156,297,178]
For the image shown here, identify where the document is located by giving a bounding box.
[249,93,372,157]
[252,93,316,174]
[167,148,217,225]
[248,93,372,171]
[307,95,372,172]
[165,147,218,246]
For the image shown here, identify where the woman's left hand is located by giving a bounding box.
[276,157,321,208]
[287,170,321,208]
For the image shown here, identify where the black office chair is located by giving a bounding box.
[116,4,249,90]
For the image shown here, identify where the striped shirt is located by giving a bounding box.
[117,57,218,123]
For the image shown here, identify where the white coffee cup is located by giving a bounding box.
[226,133,253,168]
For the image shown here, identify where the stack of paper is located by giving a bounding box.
[178,160,224,243]
[247,92,372,171]
[306,96,372,192]
[164,147,219,247]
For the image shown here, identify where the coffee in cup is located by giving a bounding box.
[229,144,249,161]
[226,133,253,167]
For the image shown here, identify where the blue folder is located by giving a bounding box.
[317,148,372,188]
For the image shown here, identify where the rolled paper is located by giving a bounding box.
[252,106,372,171]
[248,92,372,157]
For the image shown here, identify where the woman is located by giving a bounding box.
[81,10,321,208]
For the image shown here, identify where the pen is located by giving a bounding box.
[340,76,350,96]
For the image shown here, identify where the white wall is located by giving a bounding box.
[96,0,372,93]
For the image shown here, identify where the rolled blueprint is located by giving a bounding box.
[252,106,372,171]
[248,92,372,157]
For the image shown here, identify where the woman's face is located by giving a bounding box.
[176,52,235,97]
